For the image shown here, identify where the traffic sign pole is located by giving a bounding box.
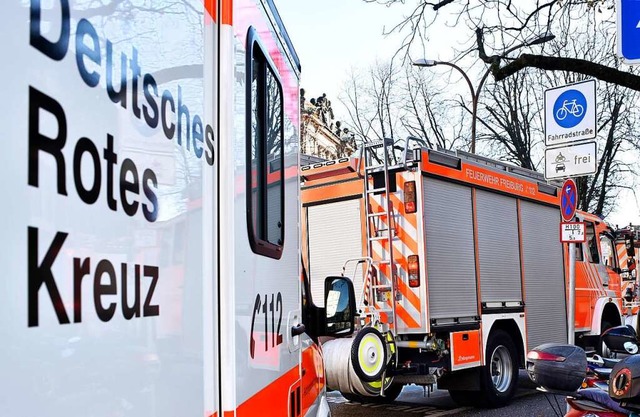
[560,178,579,345]
[568,240,576,345]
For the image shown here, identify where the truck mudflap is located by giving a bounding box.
[450,330,483,371]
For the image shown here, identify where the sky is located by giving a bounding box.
[274,0,640,227]
[275,0,408,109]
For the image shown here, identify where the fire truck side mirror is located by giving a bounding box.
[323,276,356,337]
[626,235,636,258]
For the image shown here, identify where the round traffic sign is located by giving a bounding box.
[561,179,578,221]
[553,89,587,128]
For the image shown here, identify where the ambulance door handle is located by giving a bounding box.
[291,323,306,336]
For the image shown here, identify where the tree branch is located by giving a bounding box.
[491,54,640,91]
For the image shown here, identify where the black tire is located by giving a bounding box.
[341,392,363,403]
[478,330,519,408]
[365,383,403,403]
[350,327,388,382]
[448,389,481,407]
[341,383,404,404]
[598,320,613,357]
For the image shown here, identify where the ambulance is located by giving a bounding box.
[301,140,622,407]
[0,1,355,416]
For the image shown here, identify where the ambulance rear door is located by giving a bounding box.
[220,0,306,415]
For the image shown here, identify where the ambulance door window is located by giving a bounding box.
[586,222,600,264]
[247,29,284,259]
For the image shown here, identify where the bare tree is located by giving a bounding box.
[340,62,403,144]
[360,0,640,215]
[366,0,640,91]
[401,66,467,150]
[340,61,469,152]
[575,81,639,216]
[476,71,542,170]
[544,7,639,216]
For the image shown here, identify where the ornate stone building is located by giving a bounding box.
[300,89,356,162]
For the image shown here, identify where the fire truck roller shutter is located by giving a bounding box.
[520,201,568,349]
[423,178,478,320]
[307,198,364,307]
[475,190,523,304]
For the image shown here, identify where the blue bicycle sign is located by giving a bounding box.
[544,79,596,147]
[553,89,587,128]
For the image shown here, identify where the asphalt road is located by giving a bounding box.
[328,371,568,417]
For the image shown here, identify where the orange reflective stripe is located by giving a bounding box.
[390,173,418,229]
[221,0,233,24]
[376,262,421,323]
[396,274,422,314]
[301,345,324,416]
[369,199,419,254]
[376,226,419,261]
[301,180,362,204]
[389,193,417,230]
[395,304,420,328]
[204,0,216,21]
[235,366,300,417]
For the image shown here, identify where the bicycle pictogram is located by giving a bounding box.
[552,88,588,128]
[555,99,584,121]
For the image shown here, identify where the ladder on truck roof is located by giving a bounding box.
[362,138,400,329]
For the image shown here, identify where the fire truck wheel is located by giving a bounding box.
[340,392,362,403]
[478,330,518,408]
[341,383,404,404]
[448,389,481,406]
[351,327,388,382]
[598,320,613,358]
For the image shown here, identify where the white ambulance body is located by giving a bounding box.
[1,1,354,416]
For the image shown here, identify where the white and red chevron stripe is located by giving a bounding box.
[366,171,426,333]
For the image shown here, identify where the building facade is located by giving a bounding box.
[300,90,356,161]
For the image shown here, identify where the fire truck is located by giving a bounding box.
[570,211,626,351]
[615,225,640,316]
[0,1,355,417]
[617,225,640,275]
[301,139,622,407]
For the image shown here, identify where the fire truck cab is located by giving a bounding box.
[571,211,624,349]
[0,1,355,416]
